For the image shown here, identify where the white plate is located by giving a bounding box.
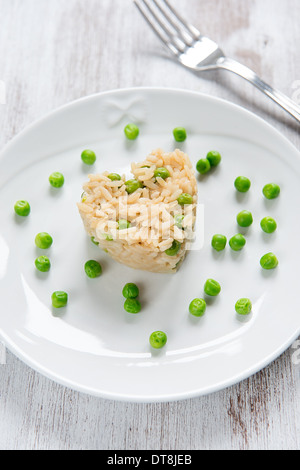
[0,88,299,402]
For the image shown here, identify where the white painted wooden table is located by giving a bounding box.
[0,0,299,450]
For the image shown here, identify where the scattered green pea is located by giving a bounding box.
[49,172,64,188]
[118,219,131,230]
[189,298,207,317]
[173,127,187,142]
[229,234,246,252]
[260,217,277,234]
[14,200,31,217]
[124,123,139,140]
[108,173,121,181]
[84,260,102,278]
[235,298,252,316]
[124,298,141,314]
[154,167,170,180]
[260,253,278,270]
[35,256,51,272]
[234,176,251,193]
[262,183,280,200]
[177,193,193,206]
[81,149,96,165]
[51,291,68,309]
[236,210,253,228]
[165,240,181,256]
[35,232,53,249]
[149,331,167,349]
[196,159,211,175]
[206,151,221,167]
[122,283,139,299]
[204,279,221,297]
[125,179,143,194]
[211,234,227,252]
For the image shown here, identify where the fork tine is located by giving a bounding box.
[150,0,195,46]
[134,0,186,55]
[161,0,201,40]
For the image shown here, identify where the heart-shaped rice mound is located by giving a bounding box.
[77,148,198,273]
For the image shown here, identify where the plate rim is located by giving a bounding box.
[1,86,299,159]
[1,86,300,402]
[1,326,299,403]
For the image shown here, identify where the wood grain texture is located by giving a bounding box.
[0,0,299,450]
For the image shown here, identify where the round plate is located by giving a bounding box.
[0,88,299,402]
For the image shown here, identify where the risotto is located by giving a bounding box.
[77,148,198,273]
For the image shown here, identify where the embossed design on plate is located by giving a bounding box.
[103,96,147,127]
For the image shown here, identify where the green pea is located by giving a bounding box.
[173,127,187,142]
[49,172,64,188]
[236,210,253,228]
[35,256,51,272]
[81,149,96,165]
[108,173,121,181]
[196,159,211,175]
[51,291,68,309]
[149,331,167,349]
[14,200,31,217]
[189,298,207,317]
[174,214,184,229]
[105,234,113,241]
[122,283,139,299]
[260,217,277,234]
[177,193,193,206]
[118,219,131,230]
[263,183,280,200]
[204,279,221,297]
[124,298,141,314]
[35,232,53,249]
[91,236,99,246]
[235,298,252,316]
[125,179,143,194]
[206,151,221,167]
[211,234,227,252]
[234,176,251,193]
[260,253,278,270]
[165,240,181,256]
[84,260,102,278]
[174,259,183,270]
[154,167,170,180]
[229,234,246,252]
[124,123,139,140]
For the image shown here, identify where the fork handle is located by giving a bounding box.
[218,57,300,123]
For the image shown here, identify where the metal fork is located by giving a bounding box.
[134,0,300,124]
